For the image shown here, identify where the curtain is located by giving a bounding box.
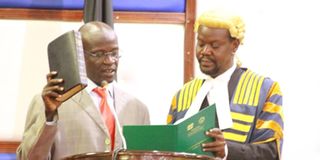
[83,0,114,28]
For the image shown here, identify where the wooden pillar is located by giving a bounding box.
[183,0,196,83]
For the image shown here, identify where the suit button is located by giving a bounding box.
[105,139,110,145]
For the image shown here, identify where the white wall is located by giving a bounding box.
[0,20,184,140]
[115,23,184,125]
[0,20,82,140]
[197,0,320,159]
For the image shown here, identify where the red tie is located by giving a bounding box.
[93,87,115,151]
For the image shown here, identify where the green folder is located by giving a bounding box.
[123,104,216,156]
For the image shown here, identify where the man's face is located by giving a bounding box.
[196,25,239,78]
[83,31,119,85]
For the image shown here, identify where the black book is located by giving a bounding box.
[47,30,88,102]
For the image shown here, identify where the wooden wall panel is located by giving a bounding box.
[183,0,196,83]
[0,141,20,153]
[0,8,185,24]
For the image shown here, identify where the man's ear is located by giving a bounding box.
[232,39,240,53]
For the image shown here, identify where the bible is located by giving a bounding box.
[47,30,88,102]
[123,104,216,156]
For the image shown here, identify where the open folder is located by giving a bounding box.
[123,104,216,156]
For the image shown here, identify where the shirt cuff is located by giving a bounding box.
[222,143,228,160]
[46,114,58,125]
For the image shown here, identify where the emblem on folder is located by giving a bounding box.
[187,123,194,131]
[198,116,205,124]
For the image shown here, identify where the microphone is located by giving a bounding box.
[101,80,108,88]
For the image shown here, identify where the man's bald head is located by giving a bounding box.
[79,21,117,50]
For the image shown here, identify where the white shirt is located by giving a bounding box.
[85,79,115,113]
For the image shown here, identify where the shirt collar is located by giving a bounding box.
[206,62,236,83]
[85,78,115,98]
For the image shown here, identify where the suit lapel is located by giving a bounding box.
[228,67,246,101]
[111,85,127,148]
[113,85,126,114]
[72,90,108,136]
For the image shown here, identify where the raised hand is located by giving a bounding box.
[42,71,64,121]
